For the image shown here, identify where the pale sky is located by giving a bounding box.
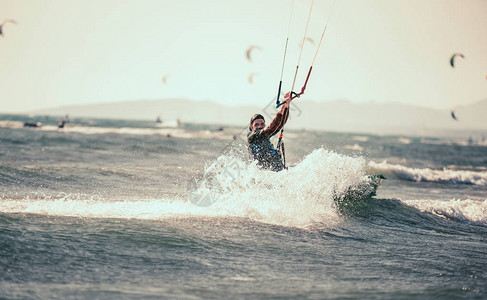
[1,0,486,113]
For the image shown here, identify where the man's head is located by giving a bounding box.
[250,114,265,130]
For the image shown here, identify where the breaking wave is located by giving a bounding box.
[0,120,232,140]
[369,161,487,186]
[403,199,487,225]
[0,149,378,228]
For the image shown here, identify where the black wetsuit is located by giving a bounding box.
[247,106,289,172]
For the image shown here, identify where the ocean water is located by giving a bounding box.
[0,114,486,299]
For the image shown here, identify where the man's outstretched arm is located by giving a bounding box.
[263,92,292,137]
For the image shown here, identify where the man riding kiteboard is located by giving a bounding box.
[247,92,293,172]
[247,0,337,172]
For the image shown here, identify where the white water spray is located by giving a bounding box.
[1,149,376,228]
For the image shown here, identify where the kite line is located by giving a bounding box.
[277,0,337,107]
[275,0,337,169]
[275,0,296,108]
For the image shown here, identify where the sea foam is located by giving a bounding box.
[0,121,233,140]
[0,149,375,228]
[404,199,487,225]
[187,148,374,227]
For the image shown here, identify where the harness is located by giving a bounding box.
[248,134,285,172]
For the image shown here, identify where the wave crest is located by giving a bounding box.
[369,161,487,186]
[404,199,487,225]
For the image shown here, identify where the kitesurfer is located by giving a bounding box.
[247,92,293,172]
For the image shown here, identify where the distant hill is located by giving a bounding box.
[31,98,487,134]
[296,98,487,133]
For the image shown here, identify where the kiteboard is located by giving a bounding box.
[336,174,386,203]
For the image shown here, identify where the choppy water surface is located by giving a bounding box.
[0,114,486,299]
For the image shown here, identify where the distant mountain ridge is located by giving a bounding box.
[31,98,487,134]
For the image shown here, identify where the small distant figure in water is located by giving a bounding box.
[450,110,457,121]
[23,122,42,128]
[0,19,17,37]
[216,127,224,132]
[58,120,67,128]
[156,116,162,123]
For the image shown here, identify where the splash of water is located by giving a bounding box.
[0,149,377,228]
[189,148,376,227]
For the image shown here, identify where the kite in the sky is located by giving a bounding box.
[245,45,262,62]
[0,19,17,37]
[161,75,169,84]
[299,36,316,48]
[450,53,465,68]
[248,72,259,84]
